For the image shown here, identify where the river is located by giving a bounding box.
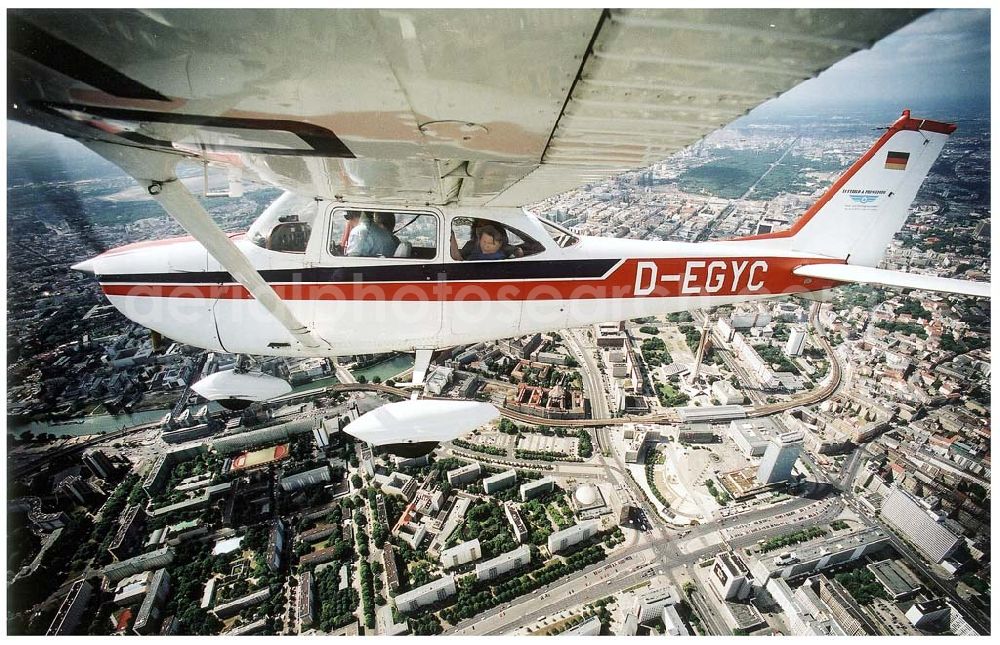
[11,408,175,439]
[350,354,414,383]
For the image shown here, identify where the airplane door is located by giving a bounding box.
[446,257,524,342]
[309,207,444,353]
[446,217,523,342]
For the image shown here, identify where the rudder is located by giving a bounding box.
[740,110,955,267]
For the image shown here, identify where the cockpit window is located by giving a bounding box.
[328,209,438,260]
[449,217,546,261]
[249,192,318,253]
[539,218,580,248]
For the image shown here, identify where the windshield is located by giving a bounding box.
[248,192,318,253]
[538,218,579,248]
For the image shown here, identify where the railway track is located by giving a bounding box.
[745,303,842,417]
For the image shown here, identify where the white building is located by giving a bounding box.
[623,429,648,463]
[729,419,772,457]
[785,328,807,357]
[475,545,531,581]
[213,588,270,619]
[766,577,844,636]
[748,527,890,582]
[312,424,330,448]
[393,453,430,469]
[905,599,950,629]
[439,539,482,569]
[504,503,529,544]
[483,469,518,494]
[633,585,679,622]
[394,575,457,613]
[712,380,745,405]
[279,466,331,492]
[547,521,599,554]
[732,332,780,389]
[520,476,555,501]
[114,571,154,606]
[879,487,963,563]
[297,571,315,632]
[395,520,427,550]
[756,431,803,485]
[447,462,482,487]
[102,547,175,583]
[712,552,750,600]
[716,317,735,342]
[380,472,417,500]
[731,311,771,329]
[425,366,454,395]
[662,604,689,635]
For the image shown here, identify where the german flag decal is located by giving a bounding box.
[885,151,910,170]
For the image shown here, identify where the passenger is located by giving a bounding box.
[346,212,399,257]
[373,212,401,256]
[339,211,362,252]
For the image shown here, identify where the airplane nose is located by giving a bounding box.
[71,258,96,274]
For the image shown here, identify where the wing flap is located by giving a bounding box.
[793,264,991,299]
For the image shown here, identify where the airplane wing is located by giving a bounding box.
[9,9,925,208]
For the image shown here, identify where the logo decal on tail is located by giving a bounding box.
[842,188,887,210]
[848,194,880,204]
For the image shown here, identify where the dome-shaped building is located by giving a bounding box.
[574,483,598,507]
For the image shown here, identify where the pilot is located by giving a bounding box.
[466,224,509,260]
[346,211,399,257]
[451,219,525,260]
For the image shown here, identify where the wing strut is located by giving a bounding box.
[83,141,331,351]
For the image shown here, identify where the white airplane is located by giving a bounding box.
[8,9,990,454]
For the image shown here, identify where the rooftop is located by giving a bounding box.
[867,559,921,597]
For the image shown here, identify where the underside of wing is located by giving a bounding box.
[9,9,924,207]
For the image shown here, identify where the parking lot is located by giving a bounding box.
[469,431,517,451]
[517,432,579,456]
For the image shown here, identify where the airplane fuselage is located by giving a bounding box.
[82,204,843,356]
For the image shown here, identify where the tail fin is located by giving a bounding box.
[740,110,955,266]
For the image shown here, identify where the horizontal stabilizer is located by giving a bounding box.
[793,264,991,298]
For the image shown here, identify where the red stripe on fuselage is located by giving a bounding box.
[99,257,844,301]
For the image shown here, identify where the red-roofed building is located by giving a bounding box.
[112,608,133,634]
